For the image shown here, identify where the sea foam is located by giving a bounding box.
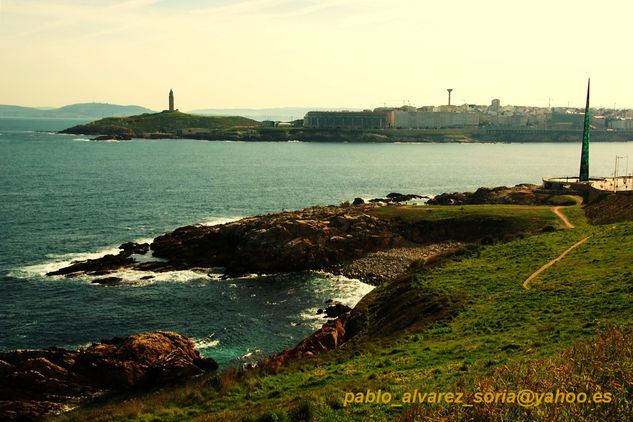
[192,333,220,349]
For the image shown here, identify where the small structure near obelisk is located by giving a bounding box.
[543,78,633,199]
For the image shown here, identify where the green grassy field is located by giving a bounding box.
[370,203,562,224]
[55,203,633,421]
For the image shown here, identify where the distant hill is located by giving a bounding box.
[0,103,155,118]
[188,107,363,122]
[61,111,260,138]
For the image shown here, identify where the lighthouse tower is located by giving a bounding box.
[169,89,174,112]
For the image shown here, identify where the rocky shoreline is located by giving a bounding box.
[44,186,556,284]
[427,183,557,205]
[0,332,217,421]
[6,185,562,420]
[46,194,427,283]
[328,241,466,284]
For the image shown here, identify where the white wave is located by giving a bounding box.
[12,237,157,281]
[60,341,95,351]
[298,308,329,330]
[102,268,210,286]
[15,244,123,279]
[72,138,90,142]
[198,216,243,227]
[237,348,262,360]
[323,277,374,307]
[192,334,220,349]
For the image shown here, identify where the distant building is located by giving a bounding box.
[551,110,584,128]
[392,111,479,129]
[489,114,528,127]
[489,98,501,112]
[608,118,633,130]
[169,89,174,112]
[303,111,387,129]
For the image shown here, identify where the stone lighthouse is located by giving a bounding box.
[169,89,174,112]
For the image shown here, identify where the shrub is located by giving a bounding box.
[255,409,289,422]
[547,195,578,206]
[291,400,315,421]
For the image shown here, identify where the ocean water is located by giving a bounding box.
[2,117,633,368]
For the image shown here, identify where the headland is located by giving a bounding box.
[59,111,633,143]
[4,184,633,421]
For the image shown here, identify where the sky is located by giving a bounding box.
[1,0,632,111]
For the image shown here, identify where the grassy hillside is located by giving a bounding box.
[54,204,633,421]
[584,194,633,225]
[61,111,260,137]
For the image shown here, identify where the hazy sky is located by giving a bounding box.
[1,0,632,110]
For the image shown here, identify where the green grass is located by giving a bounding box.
[55,204,633,421]
[369,204,577,240]
[370,204,561,224]
[546,195,579,206]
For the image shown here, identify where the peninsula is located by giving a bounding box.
[59,110,259,140]
[58,89,633,142]
[60,111,633,143]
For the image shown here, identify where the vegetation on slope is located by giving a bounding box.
[584,194,633,225]
[54,203,633,421]
[61,111,259,137]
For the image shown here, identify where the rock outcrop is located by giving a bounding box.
[368,193,426,204]
[0,331,217,421]
[46,242,149,277]
[261,313,351,367]
[324,303,352,318]
[91,135,132,141]
[149,205,404,276]
[427,184,549,205]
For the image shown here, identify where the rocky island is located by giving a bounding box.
[59,111,260,139]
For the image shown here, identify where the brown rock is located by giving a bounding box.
[261,312,350,367]
[427,184,548,205]
[0,331,217,421]
[149,205,404,276]
[325,303,352,318]
[119,242,150,255]
[91,277,122,286]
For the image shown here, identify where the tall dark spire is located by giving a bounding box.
[169,89,174,112]
[579,78,590,181]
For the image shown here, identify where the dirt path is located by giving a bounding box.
[523,235,592,289]
[553,206,575,229]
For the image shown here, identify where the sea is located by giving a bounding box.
[2,117,633,368]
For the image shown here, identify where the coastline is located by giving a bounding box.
[0,184,597,420]
[59,118,633,143]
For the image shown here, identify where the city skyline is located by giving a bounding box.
[2,0,633,110]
